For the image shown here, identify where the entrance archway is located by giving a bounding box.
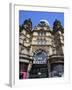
[30,49,48,78]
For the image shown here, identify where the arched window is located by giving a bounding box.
[33,49,48,64]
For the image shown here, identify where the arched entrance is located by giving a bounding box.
[29,49,48,78]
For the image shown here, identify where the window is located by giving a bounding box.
[38,31,46,36]
[37,38,46,45]
[51,63,64,77]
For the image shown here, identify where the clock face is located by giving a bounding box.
[33,49,48,64]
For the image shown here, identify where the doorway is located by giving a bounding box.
[29,64,48,78]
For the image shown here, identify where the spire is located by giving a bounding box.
[53,19,64,33]
[23,18,32,31]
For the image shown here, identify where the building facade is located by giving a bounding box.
[19,18,64,79]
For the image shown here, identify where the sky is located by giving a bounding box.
[19,10,64,28]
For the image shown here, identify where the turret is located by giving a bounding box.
[53,19,64,55]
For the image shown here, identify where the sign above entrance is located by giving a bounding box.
[33,60,47,64]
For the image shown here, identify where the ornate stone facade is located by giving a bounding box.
[19,19,64,79]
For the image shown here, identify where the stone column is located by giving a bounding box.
[48,60,51,77]
[26,61,32,78]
